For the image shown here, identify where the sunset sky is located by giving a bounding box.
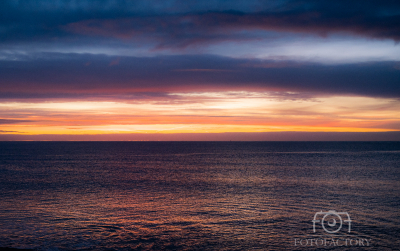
[1,0,399,140]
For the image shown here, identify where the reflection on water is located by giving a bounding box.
[0,142,399,250]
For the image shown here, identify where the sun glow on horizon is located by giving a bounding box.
[1,92,399,137]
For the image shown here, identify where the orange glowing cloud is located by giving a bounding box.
[1,92,399,138]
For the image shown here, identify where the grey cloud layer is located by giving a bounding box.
[1,0,399,45]
[0,54,399,98]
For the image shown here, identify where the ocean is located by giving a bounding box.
[0,142,399,250]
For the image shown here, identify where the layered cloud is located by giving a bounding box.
[1,0,399,62]
[0,53,399,99]
[0,0,399,139]
[2,0,400,43]
[1,93,399,135]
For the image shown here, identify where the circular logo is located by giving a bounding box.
[321,212,343,233]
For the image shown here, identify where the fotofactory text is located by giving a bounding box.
[294,210,371,247]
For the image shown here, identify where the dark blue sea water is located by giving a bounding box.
[0,142,399,250]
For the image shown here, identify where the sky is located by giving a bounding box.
[0,0,400,141]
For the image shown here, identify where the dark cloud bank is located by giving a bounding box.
[1,132,400,141]
[0,54,399,99]
[1,0,399,44]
